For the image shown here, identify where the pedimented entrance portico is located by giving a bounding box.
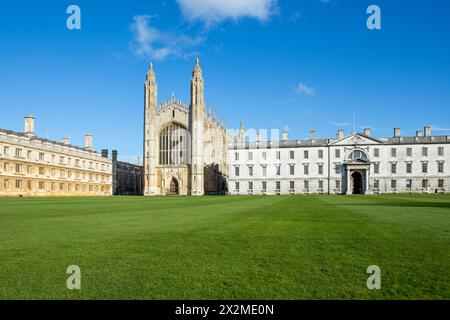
[345,159,371,195]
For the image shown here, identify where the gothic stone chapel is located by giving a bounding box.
[143,59,228,196]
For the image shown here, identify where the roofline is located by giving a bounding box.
[0,128,102,155]
[229,133,450,149]
[329,132,385,145]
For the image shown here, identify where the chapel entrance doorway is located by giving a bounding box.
[169,177,179,195]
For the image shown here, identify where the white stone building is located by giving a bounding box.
[228,126,450,195]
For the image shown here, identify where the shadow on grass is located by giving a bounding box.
[333,202,450,209]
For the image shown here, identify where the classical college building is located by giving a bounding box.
[0,116,113,196]
[228,126,450,195]
[143,59,228,196]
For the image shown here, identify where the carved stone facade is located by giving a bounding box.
[143,60,228,196]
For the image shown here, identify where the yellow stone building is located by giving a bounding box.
[0,116,112,197]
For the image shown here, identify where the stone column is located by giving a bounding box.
[365,170,369,194]
[346,169,351,195]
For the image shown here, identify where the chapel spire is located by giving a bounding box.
[239,122,245,143]
[147,62,155,80]
[190,57,205,195]
[143,62,157,196]
[193,57,202,76]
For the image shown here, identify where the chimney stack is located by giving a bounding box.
[337,129,345,139]
[364,128,371,136]
[424,126,431,137]
[394,128,401,138]
[309,129,316,141]
[416,130,423,137]
[112,150,118,162]
[24,115,35,137]
[282,129,288,142]
[101,149,108,158]
[62,137,70,145]
[85,134,93,150]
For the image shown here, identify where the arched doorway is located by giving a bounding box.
[169,177,179,195]
[352,172,363,194]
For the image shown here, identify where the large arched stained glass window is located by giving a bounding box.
[159,123,189,165]
[348,149,368,161]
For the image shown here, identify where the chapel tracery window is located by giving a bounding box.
[159,123,189,165]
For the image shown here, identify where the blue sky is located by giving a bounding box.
[1,0,450,161]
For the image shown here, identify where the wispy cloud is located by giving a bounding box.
[431,125,450,131]
[176,0,277,26]
[129,15,204,60]
[130,1,277,60]
[213,43,224,55]
[330,121,350,127]
[288,10,301,24]
[295,82,315,96]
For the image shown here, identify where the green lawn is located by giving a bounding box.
[0,195,449,299]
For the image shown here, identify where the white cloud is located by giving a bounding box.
[431,125,450,131]
[330,122,350,127]
[129,15,203,60]
[295,82,315,96]
[176,0,277,25]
